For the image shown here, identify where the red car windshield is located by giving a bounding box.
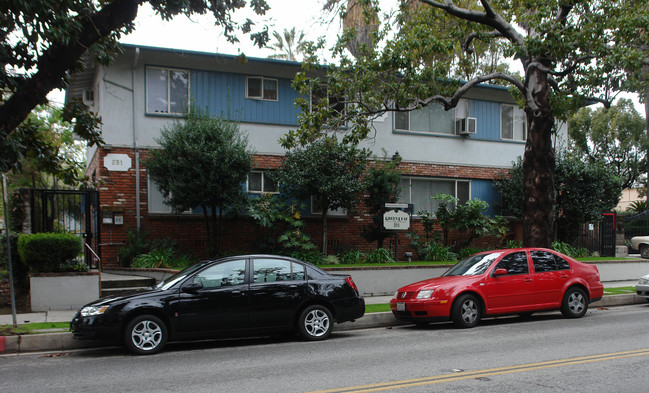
[442,252,503,276]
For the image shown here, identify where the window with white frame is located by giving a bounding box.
[394,100,468,135]
[501,104,527,141]
[146,66,189,115]
[246,76,278,101]
[247,171,278,194]
[310,84,345,115]
[147,175,191,214]
[397,177,470,214]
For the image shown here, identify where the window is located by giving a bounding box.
[194,260,246,288]
[501,104,526,141]
[147,175,191,214]
[495,252,529,275]
[246,76,278,101]
[394,100,468,135]
[253,258,305,283]
[311,197,347,216]
[311,84,345,115]
[530,251,571,273]
[146,66,189,114]
[397,177,470,214]
[247,172,278,194]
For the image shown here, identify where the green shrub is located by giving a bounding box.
[552,241,589,258]
[118,230,149,267]
[322,255,340,265]
[505,240,523,249]
[420,242,457,261]
[289,250,324,265]
[18,233,82,273]
[458,247,484,260]
[365,248,395,264]
[131,246,195,270]
[339,249,364,264]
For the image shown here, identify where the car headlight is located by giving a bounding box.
[416,290,434,299]
[393,291,399,298]
[639,278,648,285]
[80,305,109,316]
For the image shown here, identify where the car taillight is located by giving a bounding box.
[345,276,359,293]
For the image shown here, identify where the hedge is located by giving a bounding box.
[17,233,82,273]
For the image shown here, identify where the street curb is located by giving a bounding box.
[1,294,646,354]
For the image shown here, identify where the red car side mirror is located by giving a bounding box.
[494,268,508,276]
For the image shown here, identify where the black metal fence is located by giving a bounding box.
[30,189,100,268]
[619,211,649,252]
[573,213,616,257]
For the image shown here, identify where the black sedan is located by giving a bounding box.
[71,255,364,355]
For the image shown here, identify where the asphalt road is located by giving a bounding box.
[2,303,649,393]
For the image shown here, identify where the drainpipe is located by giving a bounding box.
[132,47,141,231]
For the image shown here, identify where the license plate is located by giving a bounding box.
[397,302,406,312]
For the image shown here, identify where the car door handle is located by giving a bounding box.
[560,274,569,279]
[524,278,533,282]
[231,290,242,297]
[289,285,298,289]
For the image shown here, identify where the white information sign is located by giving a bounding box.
[383,210,410,230]
[104,154,132,172]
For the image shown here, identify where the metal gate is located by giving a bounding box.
[30,189,100,268]
[599,213,616,257]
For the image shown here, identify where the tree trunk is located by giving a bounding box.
[321,210,328,255]
[522,68,555,248]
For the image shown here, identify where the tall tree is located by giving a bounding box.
[284,0,649,248]
[568,98,648,191]
[493,155,622,244]
[1,0,270,173]
[268,27,307,61]
[277,138,370,255]
[145,106,253,257]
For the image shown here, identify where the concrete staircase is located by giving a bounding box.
[100,273,156,297]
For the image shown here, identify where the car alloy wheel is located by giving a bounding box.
[561,287,588,318]
[125,315,168,355]
[451,294,481,328]
[298,305,333,341]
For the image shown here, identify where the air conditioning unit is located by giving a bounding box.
[455,117,477,135]
[83,89,94,106]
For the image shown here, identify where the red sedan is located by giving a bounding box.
[390,248,604,328]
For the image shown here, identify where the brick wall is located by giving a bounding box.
[88,146,514,268]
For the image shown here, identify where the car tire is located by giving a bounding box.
[560,287,589,318]
[641,245,649,259]
[124,314,168,355]
[451,294,481,328]
[297,305,333,341]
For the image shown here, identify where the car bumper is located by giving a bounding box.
[70,312,121,342]
[389,298,452,322]
[332,296,365,323]
[636,283,649,298]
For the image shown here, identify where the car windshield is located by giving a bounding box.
[442,252,502,276]
[155,260,213,290]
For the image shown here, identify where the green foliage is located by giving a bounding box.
[268,27,306,61]
[290,250,324,265]
[552,241,590,258]
[362,150,402,247]
[2,1,271,173]
[322,255,341,265]
[17,233,82,273]
[338,249,365,264]
[505,240,523,249]
[277,137,370,254]
[494,155,623,243]
[131,247,194,270]
[1,233,29,289]
[118,230,150,268]
[628,200,649,213]
[568,98,648,190]
[434,194,508,250]
[458,247,484,260]
[146,105,253,256]
[364,248,395,264]
[418,242,457,262]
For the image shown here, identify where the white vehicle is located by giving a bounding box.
[635,274,649,302]
[630,236,649,259]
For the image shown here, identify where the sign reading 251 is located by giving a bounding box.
[104,153,132,172]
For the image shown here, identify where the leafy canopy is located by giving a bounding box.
[1,0,270,173]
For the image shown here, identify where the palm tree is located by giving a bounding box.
[268,27,306,61]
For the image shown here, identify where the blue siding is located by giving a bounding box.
[471,179,499,216]
[470,99,501,141]
[190,70,300,125]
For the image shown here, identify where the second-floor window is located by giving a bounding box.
[146,66,189,115]
[247,171,278,194]
[247,76,278,101]
[397,177,470,215]
[310,85,345,115]
[394,100,468,135]
[501,104,526,141]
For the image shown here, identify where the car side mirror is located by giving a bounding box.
[494,268,508,276]
[182,282,204,293]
